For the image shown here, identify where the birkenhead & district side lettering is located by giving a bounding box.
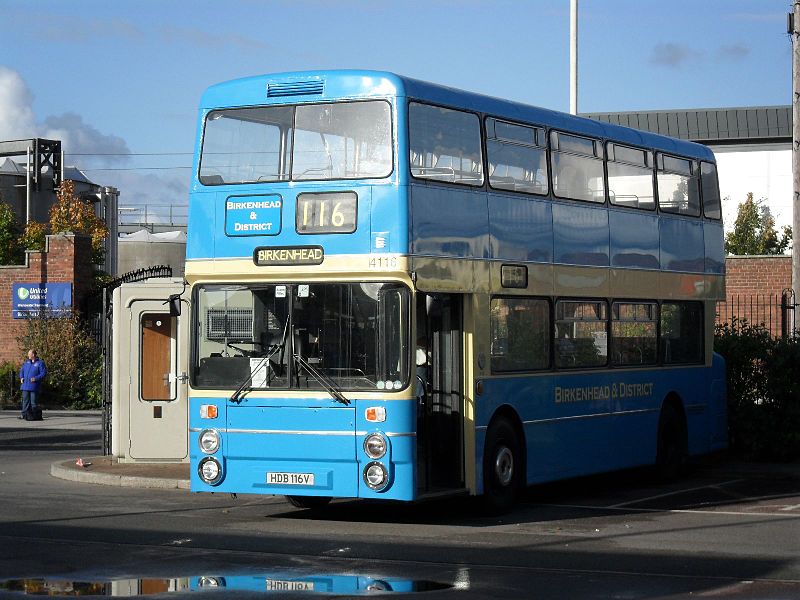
[555,382,654,403]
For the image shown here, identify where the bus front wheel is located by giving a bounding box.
[286,495,332,510]
[482,417,522,514]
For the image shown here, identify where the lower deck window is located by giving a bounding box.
[661,301,704,364]
[555,300,608,368]
[490,297,550,372]
[611,302,657,366]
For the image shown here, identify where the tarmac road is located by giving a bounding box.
[1,410,799,599]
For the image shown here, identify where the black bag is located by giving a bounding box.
[24,408,43,421]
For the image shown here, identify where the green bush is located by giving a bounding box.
[714,319,800,461]
[0,361,20,409]
[16,311,103,409]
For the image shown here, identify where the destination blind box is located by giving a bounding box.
[254,245,324,266]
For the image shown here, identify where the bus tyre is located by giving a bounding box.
[482,418,522,515]
[656,403,687,481]
[286,495,332,510]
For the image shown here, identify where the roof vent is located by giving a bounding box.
[267,81,324,98]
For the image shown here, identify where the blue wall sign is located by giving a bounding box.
[225,194,282,236]
[12,283,73,319]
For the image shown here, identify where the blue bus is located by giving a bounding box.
[187,70,726,512]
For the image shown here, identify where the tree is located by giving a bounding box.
[0,181,108,265]
[0,202,24,265]
[17,310,102,409]
[49,180,108,264]
[724,193,792,255]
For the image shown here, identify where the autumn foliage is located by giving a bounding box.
[6,180,108,265]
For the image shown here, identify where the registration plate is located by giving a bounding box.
[266,471,315,486]
[266,579,315,592]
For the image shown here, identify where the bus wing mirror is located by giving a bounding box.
[168,294,182,317]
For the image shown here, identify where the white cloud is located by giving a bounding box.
[0,65,131,160]
[0,65,188,208]
[0,66,37,140]
[42,113,130,166]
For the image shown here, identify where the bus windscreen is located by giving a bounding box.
[199,100,392,185]
[193,282,409,392]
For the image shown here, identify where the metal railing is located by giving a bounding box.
[716,289,797,338]
[118,204,188,226]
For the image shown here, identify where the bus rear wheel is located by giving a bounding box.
[286,495,332,510]
[482,417,522,514]
[656,402,688,481]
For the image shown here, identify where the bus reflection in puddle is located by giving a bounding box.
[0,573,453,595]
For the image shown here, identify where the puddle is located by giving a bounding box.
[0,573,453,595]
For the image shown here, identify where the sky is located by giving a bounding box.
[0,0,791,210]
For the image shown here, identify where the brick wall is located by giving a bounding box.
[718,254,794,336]
[0,233,93,365]
[724,255,792,297]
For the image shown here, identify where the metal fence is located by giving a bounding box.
[118,204,188,226]
[716,289,797,338]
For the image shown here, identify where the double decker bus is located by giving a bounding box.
[187,70,726,512]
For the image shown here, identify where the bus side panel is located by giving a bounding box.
[476,366,725,490]
[660,217,705,272]
[476,374,616,487]
[703,221,726,276]
[709,353,728,451]
[410,184,489,259]
[488,193,553,262]
[553,204,609,267]
[609,210,660,269]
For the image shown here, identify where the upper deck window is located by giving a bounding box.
[700,162,722,220]
[486,118,548,196]
[292,102,392,180]
[607,143,655,210]
[199,100,392,185]
[657,154,700,217]
[409,103,484,186]
[550,131,606,203]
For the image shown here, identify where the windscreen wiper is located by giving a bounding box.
[293,354,350,406]
[230,317,289,404]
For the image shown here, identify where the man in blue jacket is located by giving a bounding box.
[20,349,46,421]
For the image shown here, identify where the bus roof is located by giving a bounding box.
[200,69,714,162]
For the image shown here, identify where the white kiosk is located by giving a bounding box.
[110,278,189,463]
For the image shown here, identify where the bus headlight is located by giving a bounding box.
[198,457,223,485]
[363,461,388,491]
[363,433,387,459]
[199,429,220,454]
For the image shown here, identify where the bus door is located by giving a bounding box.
[416,294,464,494]
[127,300,188,460]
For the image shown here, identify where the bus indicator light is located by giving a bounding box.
[200,404,218,419]
[365,407,386,422]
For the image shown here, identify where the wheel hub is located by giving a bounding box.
[494,446,514,486]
